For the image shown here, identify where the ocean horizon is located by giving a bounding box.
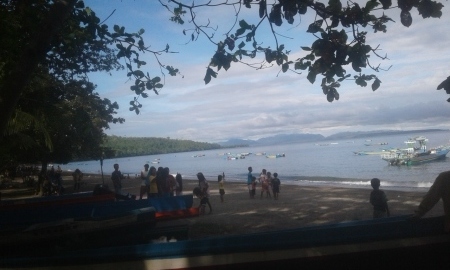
[61,130,450,192]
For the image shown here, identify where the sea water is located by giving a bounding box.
[61,130,450,192]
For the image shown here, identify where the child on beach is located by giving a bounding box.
[218,173,225,203]
[251,176,257,199]
[272,173,281,200]
[261,171,272,199]
[370,178,390,218]
[193,186,210,215]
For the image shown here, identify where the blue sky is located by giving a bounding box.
[84,0,450,143]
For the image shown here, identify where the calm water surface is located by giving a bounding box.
[62,131,450,192]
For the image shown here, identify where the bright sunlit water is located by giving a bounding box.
[61,130,450,192]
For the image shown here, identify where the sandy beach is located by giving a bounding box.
[1,173,444,239]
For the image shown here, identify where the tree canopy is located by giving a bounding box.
[160,0,450,102]
[102,136,222,158]
[1,0,450,167]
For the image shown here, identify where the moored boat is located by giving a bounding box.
[381,136,450,165]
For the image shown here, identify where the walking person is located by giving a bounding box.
[197,172,212,214]
[218,173,225,203]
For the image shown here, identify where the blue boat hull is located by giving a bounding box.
[0,195,194,231]
[2,215,449,269]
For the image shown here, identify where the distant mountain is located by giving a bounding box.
[324,129,448,141]
[218,129,449,147]
[255,133,324,145]
[219,133,324,147]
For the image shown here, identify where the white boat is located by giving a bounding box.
[381,136,450,165]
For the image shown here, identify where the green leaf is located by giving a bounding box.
[372,78,381,91]
[239,20,251,29]
[301,47,311,51]
[352,62,362,72]
[133,70,145,78]
[204,72,211,84]
[236,28,246,36]
[238,41,246,49]
[365,0,379,11]
[282,63,289,73]
[307,70,317,84]
[307,20,323,33]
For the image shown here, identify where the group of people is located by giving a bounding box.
[138,164,183,199]
[111,163,183,200]
[247,167,281,200]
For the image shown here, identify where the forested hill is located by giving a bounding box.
[103,136,222,158]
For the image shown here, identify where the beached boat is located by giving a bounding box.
[0,189,116,210]
[0,188,195,231]
[381,136,450,165]
[2,215,449,269]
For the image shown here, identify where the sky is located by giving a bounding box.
[84,0,450,143]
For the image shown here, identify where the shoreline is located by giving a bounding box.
[1,174,444,240]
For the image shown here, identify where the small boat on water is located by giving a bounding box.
[266,153,286,158]
[381,136,450,165]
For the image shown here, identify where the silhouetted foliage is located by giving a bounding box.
[102,136,222,158]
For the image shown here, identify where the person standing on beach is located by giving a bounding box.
[272,173,281,200]
[72,168,83,192]
[218,173,225,203]
[197,172,212,214]
[148,166,158,198]
[370,178,390,218]
[112,164,123,197]
[247,167,253,198]
[165,167,177,196]
[266,172,273,198]
[156,167,164,196]
[175,173,183,196]
[139,164,150,199]
[259,169,270,199]
[412,171,450,233]
[251,176,257,199]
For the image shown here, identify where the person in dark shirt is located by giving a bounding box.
[370,178,390,218]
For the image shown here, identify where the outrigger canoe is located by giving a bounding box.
[1,215,449,269]
[0,188,196,231]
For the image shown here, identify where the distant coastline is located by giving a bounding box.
[219,128,449,147]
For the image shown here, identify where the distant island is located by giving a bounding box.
[218,129,449,147]
[104,129,448,158]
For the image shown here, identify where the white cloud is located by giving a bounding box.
[86,1,450,142]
